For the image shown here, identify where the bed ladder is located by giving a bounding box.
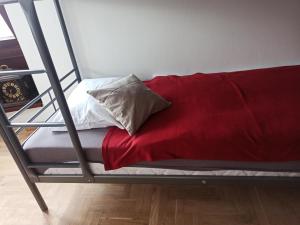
[0,0,94,211]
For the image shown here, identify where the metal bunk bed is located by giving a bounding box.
[0,0,299,212]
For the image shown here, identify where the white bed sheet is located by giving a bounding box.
[44,163,300,177]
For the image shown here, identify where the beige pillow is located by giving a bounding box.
[87,74,171,135]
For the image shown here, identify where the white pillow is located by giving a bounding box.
[51,77,123,131]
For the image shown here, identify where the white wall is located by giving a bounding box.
[5,0,76,121]
[5,0,75,90]
[4,0,300,121]
[6,0,300,80]
[60,0,300,78]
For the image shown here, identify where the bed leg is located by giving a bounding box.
[0,109,48,212]
[26,181,48,213]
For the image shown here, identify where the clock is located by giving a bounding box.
[0,65,42,112]
[1,80,25,103]
[0,8,42,113]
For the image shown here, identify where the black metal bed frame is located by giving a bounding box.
[0,0,299,213]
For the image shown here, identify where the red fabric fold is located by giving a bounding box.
[102,66,300,170]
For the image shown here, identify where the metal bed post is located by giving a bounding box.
[18,0,94,181]
[53,0,81,82]
[0,107,48,212]
[0,108,34,178]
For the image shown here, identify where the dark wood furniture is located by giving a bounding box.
[0,6,41,112]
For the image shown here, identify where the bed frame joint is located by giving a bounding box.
[30,174,40,183]
[86,176,95,183]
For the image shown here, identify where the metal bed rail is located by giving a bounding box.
[8,68,76,122]
[7,68,77,135]
[0,0,93,211]
[13,77,78,133]
[0,69,45,77]
[0,0,41,5]
[53,0,81,82]
[0,0,93,180]
[0,124,48,211]
[17,0,93,181]
[37,174,300,186]
[0,69,46,81]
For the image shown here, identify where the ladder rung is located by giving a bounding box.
[27,163,80,169]
[0,0,41,5]
[0,69,46,77]
[0,0,18,5]
[9,122,65,128]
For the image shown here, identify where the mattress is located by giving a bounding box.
[23,127,300,172]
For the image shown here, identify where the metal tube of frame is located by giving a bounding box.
[26,78,78,124]
[9,69,75,121]
[19,0,93,181]
[0,0,19,4]
[53,0,82,82]
[18,109,57,144]
[60,68,75,82]
[30,78,78,120]
[63,79,77,92]
[24,99,57,123]
[0,75,23,81]
[0,0,42,5]
[27,162,80,169]
[0,106,35,177]
[15,77,78,135]
[0,69,45,77]
[36,174,300,185]
[0,124,48,212]
[48,91,57,111]
[9,88,50,121]
[16,110,57,136]
[10,122,65,128]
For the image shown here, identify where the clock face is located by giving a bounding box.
[1,81,25,102]
[0,75,41,112]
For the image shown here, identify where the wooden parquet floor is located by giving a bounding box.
[0,134,300,225]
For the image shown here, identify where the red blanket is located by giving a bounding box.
[102,66,300,170]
